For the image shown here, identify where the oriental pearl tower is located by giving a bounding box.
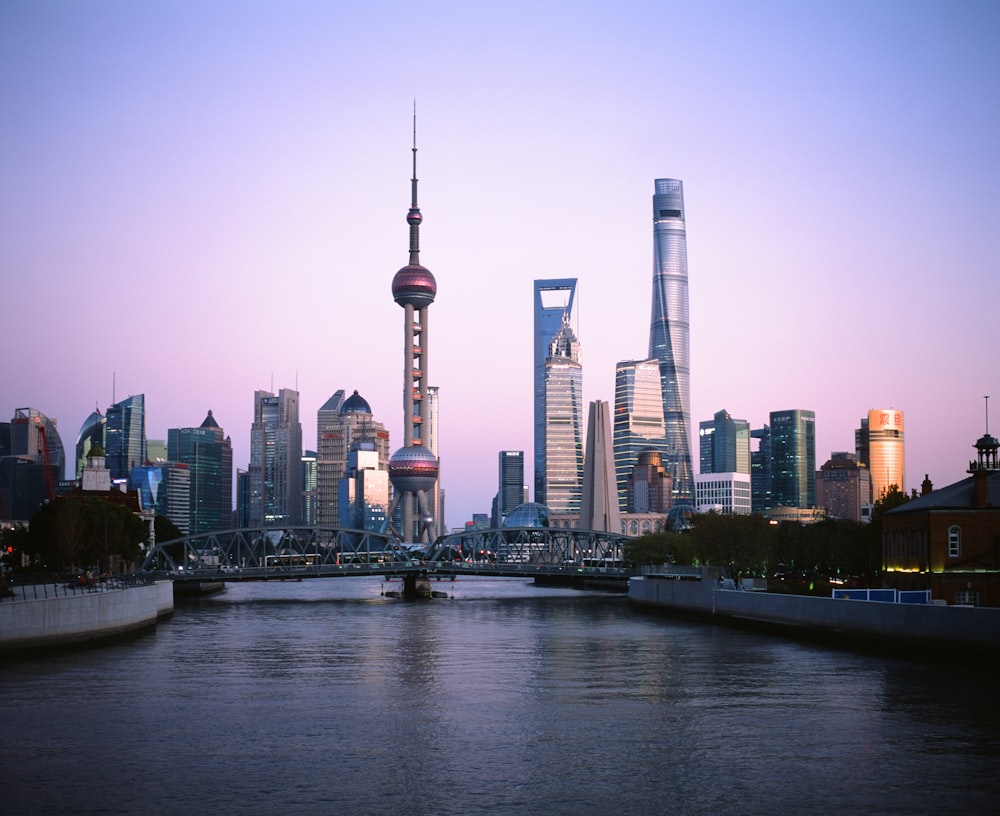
[386,116,439,544]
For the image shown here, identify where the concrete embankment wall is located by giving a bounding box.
[629,575,1000,649]
[0,581,174,652]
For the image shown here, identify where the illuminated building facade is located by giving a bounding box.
[613,359,667,514]
[249,388,303,526]
[533,278,577,505]
[857,408,905,502]
[649,179,693,503]
[541,314,584,515]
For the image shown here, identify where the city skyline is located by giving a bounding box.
[2,1,999,527]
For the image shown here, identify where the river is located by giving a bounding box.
[2,577,996,815]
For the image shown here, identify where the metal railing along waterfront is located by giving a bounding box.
[0,573,158,603]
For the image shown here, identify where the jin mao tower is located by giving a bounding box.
[649,179,693,503]
[386,117,439,543]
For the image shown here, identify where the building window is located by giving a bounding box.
[947,526,961,558]
[955,589,979,607]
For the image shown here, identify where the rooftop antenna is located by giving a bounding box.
[408,99,421,266]
[112,371,116,405]
[986,395,991,434]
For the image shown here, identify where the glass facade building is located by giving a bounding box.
[167,410,234,535]
[495,450,525,526]
[533,278,577,505]
[249,388,303,526]
[649,179,693,503]
[770,409,816,509]
[858,409,905,502]
[105,394,146,486]
[751,425,772,513]
[699,409,750,475]
[613,359,667,514]
[75,410,106,480]
[541,316,584,515]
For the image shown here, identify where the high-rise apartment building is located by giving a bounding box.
[816,452,871,522]
[167,410,233,535]
[857,409,905,502]
[495,450,525,526]
[613,359,667,514]
[541,314,584,515]
[770,410,816,509]
[316,390,389,527]
[699,409,750,475]
[533,278,577,505]
[249,388,303,527]
[105,394,146,485]
[649,179,693,504]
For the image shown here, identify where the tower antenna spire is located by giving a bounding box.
[986,395,991,435]
[408,100,421,265]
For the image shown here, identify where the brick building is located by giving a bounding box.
[883,429,1000,606]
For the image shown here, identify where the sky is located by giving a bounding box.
[2,0,999,529]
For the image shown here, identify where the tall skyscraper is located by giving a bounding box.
[167,410,234,535]
[105,394,145,485]
[249,388,303,526]
[816,452,870,522]
[131,461,191,533]
[613,359,667,513]
[386,118,439,543]
[339,443,390,532]
[426,385,442,533]
[857,408,905,502]
[699,409,750,475]
[750,425,772,513]
[75,409,105,480]
[625,450,672,514]
[495,450,524,526]
[533,278,577,504]
[316,390,389,527]
[580,401,621,533]
[648,179,693,503]
[541,313,584,514]
[770,409,816,509]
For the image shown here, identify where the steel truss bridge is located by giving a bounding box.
[140,525,632,585]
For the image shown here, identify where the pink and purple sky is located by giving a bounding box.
[2,1,998,529]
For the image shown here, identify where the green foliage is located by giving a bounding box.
[623,531,688,569]
[27,497,148,572]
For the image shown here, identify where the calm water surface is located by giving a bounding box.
[3,577,997,815]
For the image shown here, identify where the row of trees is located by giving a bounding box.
[1,497,183,575]
[624,487,910,591]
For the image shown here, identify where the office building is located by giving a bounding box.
[75,410,106,480]
[750,425,772,513]
[857,409,905,502]
[131,461,191,533]
[494,450,525,526]
[167,410,233,535]
[1,408,66,518]
[699,409,750,475]
[10,407,65,485]
[339,443,390,532]
[816,452,870,522]
[302,450,318,526]
[533,278,577,504]
[695,472,752,515]
[613,359,667,513]
[770,410,816,509]
[249,388,303,526]
[625,449,672,514]
[541,313,584,515]
[317,390,389,527]
[648,178,693,503]
[386,121,439,543]
[105,394,146,486]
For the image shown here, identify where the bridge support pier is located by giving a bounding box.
[402,574,432,600]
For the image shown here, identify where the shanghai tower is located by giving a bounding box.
[649,178,693,503]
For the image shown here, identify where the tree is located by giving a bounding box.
[28,497,148,572]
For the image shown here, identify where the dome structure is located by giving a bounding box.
[341,390,372,415]
[392,264,437,308]
[388,445,439,493]
[666,503,698,531]
[502,502,551,529]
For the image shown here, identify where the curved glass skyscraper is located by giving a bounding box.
[649,179,693,503]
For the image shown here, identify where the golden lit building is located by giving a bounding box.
[858,408,904,501]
